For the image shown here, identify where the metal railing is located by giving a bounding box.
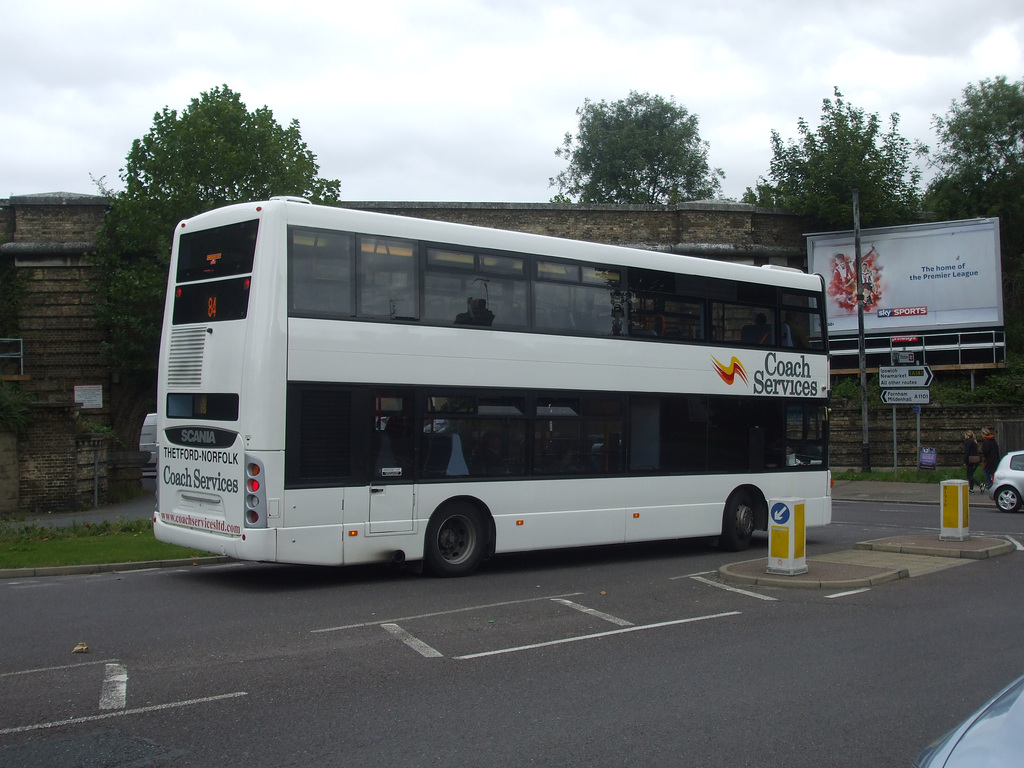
[830,329,1006,371]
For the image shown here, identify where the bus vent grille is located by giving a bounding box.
[167,327,207,387]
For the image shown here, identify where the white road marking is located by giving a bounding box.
[7,582,58,589]
[381,624,443,658]
[1005,535,1024,551]
[825,588,870,599]
[0,660,117,678]
[670,570,717,580]
[690,575,778,601]
[454,611,741,660]
[312,592,585,633]
[551,599,633,626]
[0,692,248,736]
[99,663,127,710]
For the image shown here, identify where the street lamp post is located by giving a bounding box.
[854,187,871,472]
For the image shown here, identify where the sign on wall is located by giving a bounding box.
[807,218,1002,337]
[73,384,103,409]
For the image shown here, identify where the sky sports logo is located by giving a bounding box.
[877,306,927,318]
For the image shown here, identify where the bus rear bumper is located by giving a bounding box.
[154,518,278,562]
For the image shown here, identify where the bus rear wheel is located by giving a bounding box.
[425,502,487,577]
[720,493,755,551]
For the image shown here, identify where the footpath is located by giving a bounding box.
[1,480,1015,586]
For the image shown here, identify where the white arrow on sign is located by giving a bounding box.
[878,365,933,388]
[881,389,931,405]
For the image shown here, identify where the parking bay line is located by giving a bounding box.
[0,659,118,679]
[312,591,585,633]
[99,663,128,710]
[0,692,248,736]
[550,598,633,626]
[380,598,642,658]
[690,576,778,601]
[826,588,871,599]
[381,623,443,658]
[454,611,741,660]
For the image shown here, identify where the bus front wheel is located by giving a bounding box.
[425,502,487,577]
[720,493,755,551]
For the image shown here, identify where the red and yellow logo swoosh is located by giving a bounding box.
[712,355,748,386]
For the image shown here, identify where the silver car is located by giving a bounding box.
[988,450,1024,512]
[913,673,1024,766]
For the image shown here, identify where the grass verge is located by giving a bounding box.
[0,518,213,570]
[832,468,967,483]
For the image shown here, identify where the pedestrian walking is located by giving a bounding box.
[981,427,1002,489]
[963,430,982,492]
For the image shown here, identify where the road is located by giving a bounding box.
[2,498,1023,768]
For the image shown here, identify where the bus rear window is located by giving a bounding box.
[173,276,251,324]
[177,219,259,283]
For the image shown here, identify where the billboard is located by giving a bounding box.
[806,218,1002,337]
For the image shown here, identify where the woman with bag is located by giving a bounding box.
[981,427,1002,490]
[963,430,982,493]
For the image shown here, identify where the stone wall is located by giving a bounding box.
[340,201,809,267]
[6,198,107,242]
[15,257,108,405]
[829,404,1024,471]
[0,430,17,514]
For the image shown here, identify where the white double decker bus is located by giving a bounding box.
[155,198,831,576]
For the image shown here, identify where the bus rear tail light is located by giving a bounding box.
[244,456,268,529]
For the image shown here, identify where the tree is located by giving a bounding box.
[743,88,922,228]
[550,91,723,204]
[91,85,341,378]
[925,76,1024,337]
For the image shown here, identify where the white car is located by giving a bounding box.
[139,413,157,476]
[988,450,1024,513]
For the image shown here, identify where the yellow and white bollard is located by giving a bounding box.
[940,479,970,541]
[767,498,807,575]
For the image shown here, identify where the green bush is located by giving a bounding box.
[831,356,1024,407]
[0,385,34,434]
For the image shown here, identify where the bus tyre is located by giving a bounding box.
[425,502,487,577]
[720,494,755,551]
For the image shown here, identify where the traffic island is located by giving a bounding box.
[855,535,1015,559]
[719,535,1015,589]
[720,556,906,589]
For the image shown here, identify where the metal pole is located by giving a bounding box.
[854,187,871,472]
[916,409,922,474]
[892,406,897,475]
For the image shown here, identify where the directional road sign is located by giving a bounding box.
[881,389,931,405]
[878,365,933,388]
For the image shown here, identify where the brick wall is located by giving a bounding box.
[0,194,116,512]
[16,260,108,404]
[0,430,17,514]
[18,403,79,512]
[11,202,107,243]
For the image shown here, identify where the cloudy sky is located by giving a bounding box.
[3,1,1022,203]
